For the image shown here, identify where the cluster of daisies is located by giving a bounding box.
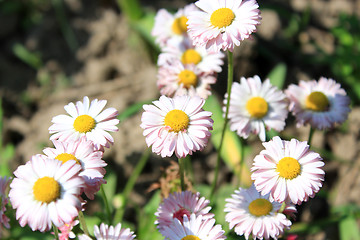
[0,96,136,239]
[140,0,352,239]
[0,0,353,239]
[152,2,226,99]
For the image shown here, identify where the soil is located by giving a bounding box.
[1,0,360,239]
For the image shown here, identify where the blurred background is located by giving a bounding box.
[0,0,360,239]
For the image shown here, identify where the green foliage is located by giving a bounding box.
[339,215,360,240]
[203,95,251,187]
[0,98,15,177]
[267,62,287,89]
[12,43,42,69]
[317,14,360,103]
[334,204,360,240]
[136,191,163,240]
[118,100,152,122]
[117,0,144,21]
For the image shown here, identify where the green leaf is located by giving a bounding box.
[130,11,159,52]
[118,100,152,122]
[339,215,360,240]
[99,168,118,214]
[266,63,287,89]
[204,95,251,187]
[137,191,163,240]
[0,144,15,176]
[12,43,42,69]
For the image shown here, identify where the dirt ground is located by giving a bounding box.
[1,0,360,239]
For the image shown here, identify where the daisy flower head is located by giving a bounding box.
[155,191,214,234]
[224,75,288,142]
[9,155,84,232]
[251,136,325,205]
[43,138,106,199]
[158,38,225,73]
[49,96,119,149]
[79,223,136,240]
[285,77,351,130]
[225,184,295,240]
[187,0,261,52]
[152,4,198,48]
[140,95,213,158]
[0,176,11,229]
[161,213,226,240]
[157,61,217,99]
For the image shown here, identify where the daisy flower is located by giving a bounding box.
[53,218,79,240]
[152,4,198,48]
[158,38,225,73]
[225,184,295,240]
[9,155,84,232]
[187,0,261,52]
[285,77,351,130]
[43,138,106,199]
[0,176,11,229]
[49,96,119,149]
[157,61,217,99]
[82,176,107,200]
[251,136,325,205]
[161,213,226,240]
[224,75,288,142]
[155,191,214,234]
[78,223,136,240]
[140,95,213,158]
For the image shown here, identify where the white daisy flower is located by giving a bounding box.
[285,77,351,130]
[161,213,226,240]
[155,191,214,235]
[49,96,119,149]
[158,38,225,73]
[43,138,106,199]
[225,184,295,240]
[251,136,325,205]
[187,0,261,52]
[224,75,288,142]
[78,223,136,240]
[152,4,198,48]
[140,95,213,158]
[9,155,83,232]
[157,61,217,99]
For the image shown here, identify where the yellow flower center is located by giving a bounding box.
[55,153,80,165]
[164,109,189,133]
[181,49,202,65]
[73,115,96,133]
[276,157,301,180]
[246,97,269,118]
[182,235,200,240]
[305,91,329,112]
[210,8,235,28]
[178,70,198,89]
[33,176,60,204]
[248,198,273,217]
[172,16,188,35]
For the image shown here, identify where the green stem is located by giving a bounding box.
[210,51,234,199]
[179,158,185,191]
[237,138,244,187]
[100,185,112,225]
[53,223,59,240]
[308,126,315,146]
[114,148,150,223]
[78,211,90,236]
[116,0,143,21]
[184,155,193,183]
